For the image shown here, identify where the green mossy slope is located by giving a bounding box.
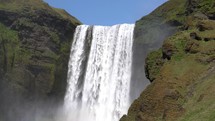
[131,0,188,92]
[0,0,81,120]
[122,0,215,121]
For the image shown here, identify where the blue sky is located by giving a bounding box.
[44,0,167,26]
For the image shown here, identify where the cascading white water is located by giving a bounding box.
[64,24,135,121]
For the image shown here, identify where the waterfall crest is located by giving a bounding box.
[64,24,135,121]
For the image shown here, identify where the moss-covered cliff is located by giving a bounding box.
[131,0,186,98]
[122,0,215,121]
[0,0,80,120]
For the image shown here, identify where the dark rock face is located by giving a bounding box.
[0,1,80,120]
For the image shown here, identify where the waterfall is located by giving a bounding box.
[64,24,135,121]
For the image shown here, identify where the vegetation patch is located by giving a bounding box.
[0,23,20,72]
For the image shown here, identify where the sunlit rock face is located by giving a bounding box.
[64,24,135,121]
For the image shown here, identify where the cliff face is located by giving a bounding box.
[0,0,80,120]
[122,0,215,121]
[130,0,186,98]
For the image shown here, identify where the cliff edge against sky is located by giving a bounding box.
[121,0,215,120]
[0,0,80,120]
[0,0,215,121]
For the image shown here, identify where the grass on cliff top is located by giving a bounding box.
[52,8,81,25]
[0,0,81,25]
[134,0,187,44]
[0,0,47,11]
[134,0,215,44]
[150,0,186,22]
[137,0,186,23]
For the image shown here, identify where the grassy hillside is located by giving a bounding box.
[121,0,215,121]
[0,0,81,120]
[0,0,81,25]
